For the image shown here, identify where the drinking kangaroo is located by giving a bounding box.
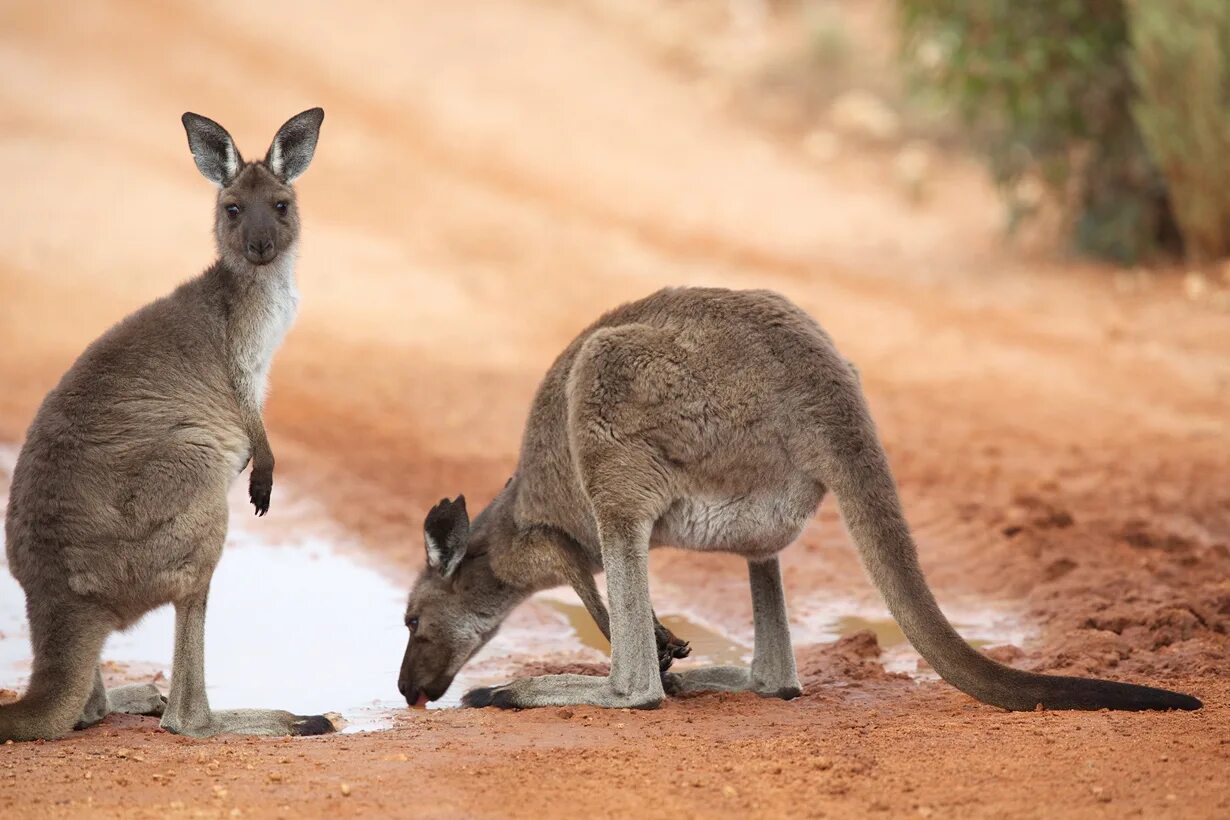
[400,287,1201,713]
[1,109,331,741]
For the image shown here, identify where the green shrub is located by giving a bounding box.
[1129,0,1230,263]
[899,0,1178,263]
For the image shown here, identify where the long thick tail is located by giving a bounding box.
[820,407,1201,711]
[0,599,109,741]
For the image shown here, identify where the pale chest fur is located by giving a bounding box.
[228,254,299,410]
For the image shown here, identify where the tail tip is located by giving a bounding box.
[1167,691,1202,711]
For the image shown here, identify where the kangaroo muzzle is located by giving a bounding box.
[244,237,276,265]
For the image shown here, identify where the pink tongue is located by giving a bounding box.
[412,694,429,708]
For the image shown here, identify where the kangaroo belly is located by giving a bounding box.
[651,481,822,558]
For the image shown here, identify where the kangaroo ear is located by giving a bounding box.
[265,107,324,183]
[182,113,242,186]
[424,495,470,578]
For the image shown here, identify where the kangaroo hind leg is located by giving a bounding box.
[465,325,684,709]
[159,587,333,737]
[663,557,801,699]
[570,571,691,671]
[75,668,167,730]
[1,599,111,741]
[465,514,665,709]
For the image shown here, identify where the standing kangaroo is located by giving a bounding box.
[399,287,1201,712]
[1,109,332,741]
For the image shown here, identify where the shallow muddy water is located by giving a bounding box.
[536,589,1028,681]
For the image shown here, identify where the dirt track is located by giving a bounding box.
[1,1,1228,817]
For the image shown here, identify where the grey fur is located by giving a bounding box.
[402,287,1201,712]
[1,109,331,741]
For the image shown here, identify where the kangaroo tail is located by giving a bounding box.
[0,598,110,741]
[818,394,1200,712]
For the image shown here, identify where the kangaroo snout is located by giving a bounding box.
[245,237,276,265]
[398,680,429,709]
[397,676,415,703]
[399,642,453,707]
[397,673,440,708]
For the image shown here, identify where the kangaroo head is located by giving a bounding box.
[399,495,523,706]
[181,108,324,269]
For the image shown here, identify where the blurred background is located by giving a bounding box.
[0,1,1227,816]
[1,0,1227,633]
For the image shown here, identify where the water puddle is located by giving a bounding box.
[797,602,1029,677]
[541,600,749,666]
[534,586,1029,681]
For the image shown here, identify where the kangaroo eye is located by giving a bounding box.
[275,201,288,214]
[225,204,240,217]
[407,617,420,633]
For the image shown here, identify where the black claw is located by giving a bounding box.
[250,473,273,516]
[656,635,691,672]
[292,714,335,736]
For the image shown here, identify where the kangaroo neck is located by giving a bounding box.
[214,249,300,410]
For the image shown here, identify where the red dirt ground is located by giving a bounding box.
[0,1,1227,817]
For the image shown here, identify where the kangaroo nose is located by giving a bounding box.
[245,239,276,263]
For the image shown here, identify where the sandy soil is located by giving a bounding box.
[0,1,1228,817]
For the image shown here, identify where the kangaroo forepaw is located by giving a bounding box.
[657,639,690,671]
[654,625,691,672]
[249,471,272,516]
